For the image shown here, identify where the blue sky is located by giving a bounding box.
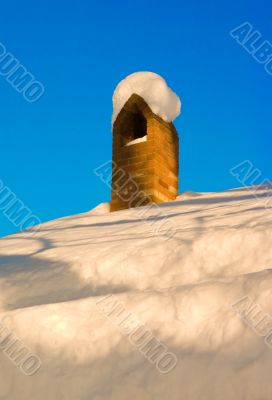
[0,0,271,237]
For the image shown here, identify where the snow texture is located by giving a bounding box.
[0,186,272,399]
[125,135,147,146]
[112,72,181,125]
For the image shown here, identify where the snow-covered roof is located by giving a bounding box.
[1,185,272,398]
[112,72,181,125]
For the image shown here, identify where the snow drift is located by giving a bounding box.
[0,185,272,399]
[112,72,181,125]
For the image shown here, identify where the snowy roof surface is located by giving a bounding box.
[0,185,272,399]
[112,71,181,125]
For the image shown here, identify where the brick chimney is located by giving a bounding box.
[110,93,179,212]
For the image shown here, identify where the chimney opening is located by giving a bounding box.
[119,107,147,146]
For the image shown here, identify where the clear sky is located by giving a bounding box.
[0,0,271,237]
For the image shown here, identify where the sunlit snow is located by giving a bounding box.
[0,185,272,399]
